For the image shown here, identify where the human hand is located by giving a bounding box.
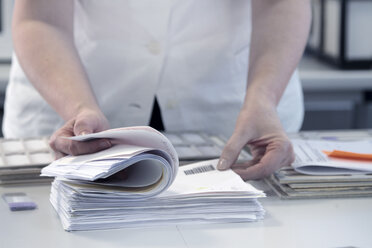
[217,98,294,180]
[49,109,112,159]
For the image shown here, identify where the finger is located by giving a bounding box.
[74,118,95,136]
[48,121,74,153]
[232,142,294,180]
[248,145,266,161]
[231,158,260,169]
[54,151,67,160]
[217,133,247,171]
[53,137,112,156]
[232,160,274,181]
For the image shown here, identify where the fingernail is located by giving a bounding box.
[217,158,229,170]
[99,140,111,149]
[79,131,88,136]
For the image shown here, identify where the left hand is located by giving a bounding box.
[49,108,111,159]
[217,98,295,180]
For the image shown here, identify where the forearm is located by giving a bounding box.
[246,0,311,106]
[12,0,101,121]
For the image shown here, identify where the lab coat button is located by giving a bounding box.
[146,41,162,55]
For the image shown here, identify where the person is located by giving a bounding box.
[3,0,311,180]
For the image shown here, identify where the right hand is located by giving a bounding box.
[217,94,295,180]
[49,109,112,159]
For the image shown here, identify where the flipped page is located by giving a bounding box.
[41,126,179,198]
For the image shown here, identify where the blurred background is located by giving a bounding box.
[0,0,372,136]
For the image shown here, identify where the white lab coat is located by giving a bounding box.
[2,0,304,138]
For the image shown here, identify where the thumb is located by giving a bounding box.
[73,119,94,136]
[217,135,246,171]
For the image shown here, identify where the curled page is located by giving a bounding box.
[41,126,179,198]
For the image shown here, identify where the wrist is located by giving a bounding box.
[243,85,278,112]
[246,79,282,106]
[62,102,102,121]
[238,86,286,136]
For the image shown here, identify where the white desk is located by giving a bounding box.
[1,183,372,248]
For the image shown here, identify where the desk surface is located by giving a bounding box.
[1,183,372,248]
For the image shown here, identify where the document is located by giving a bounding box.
[42,126,178,198]
[291,139,372,175]
[41,126,265,231]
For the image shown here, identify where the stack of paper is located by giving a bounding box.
[42,127,265,231]
[266,167,372,199]
[266,138,372,199]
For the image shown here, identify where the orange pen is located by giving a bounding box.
[323,150,372,161]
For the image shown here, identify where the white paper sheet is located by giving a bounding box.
[49,159,265,231]
[292,139,372,175]
[42,126,178,196]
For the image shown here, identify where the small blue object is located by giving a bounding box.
[2,193,37,211]
[8,201,37,211]
[321,136,339,141]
